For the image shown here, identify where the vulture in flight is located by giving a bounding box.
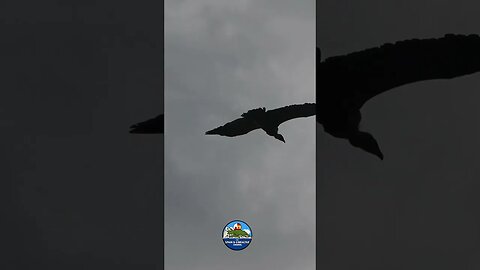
[206,34,480,159]
[317,33,480,159]
[206,103,316,142]
[131,34,480,160]
[129,114,164,134]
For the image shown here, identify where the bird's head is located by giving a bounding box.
[349,131,384,160]
[274,133,285,143]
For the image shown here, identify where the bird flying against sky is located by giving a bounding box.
[131,34,480,160]
[206,103,316,143]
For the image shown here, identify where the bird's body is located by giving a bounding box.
[206,103,316,142]
[241,108,281,138]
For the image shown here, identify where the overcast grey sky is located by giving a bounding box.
[4,1,480,269]
[317,1,480,269]
[164,0,315,269]
[1,1,164,268]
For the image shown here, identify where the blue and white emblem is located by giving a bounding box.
[222,220,252,251]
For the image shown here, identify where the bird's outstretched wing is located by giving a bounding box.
[130,114,164,134]
[206,117,260,137]
[266,103,316,126]
[320,34,480,108]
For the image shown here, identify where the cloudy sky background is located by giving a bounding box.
[317,1,480,269]
[164,0,315,269]
[1,1,164,268]
[3,0,480,269]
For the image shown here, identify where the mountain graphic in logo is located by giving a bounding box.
[222,220,252,251]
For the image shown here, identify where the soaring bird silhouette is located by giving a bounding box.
[130,114,164,134]
[317,33,480,159]
[130,34,480,160]
[206,103,316,142]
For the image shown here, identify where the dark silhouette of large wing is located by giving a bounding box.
[320,34,480,108]
[130,114,164,134]
[266,103,316,126]
[206,117,260,137]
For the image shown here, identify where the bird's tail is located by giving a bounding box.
[205,129,217,135]
[205,125,225,135]
[129,115,164,134]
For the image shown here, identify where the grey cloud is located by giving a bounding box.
[164,0,315,269]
